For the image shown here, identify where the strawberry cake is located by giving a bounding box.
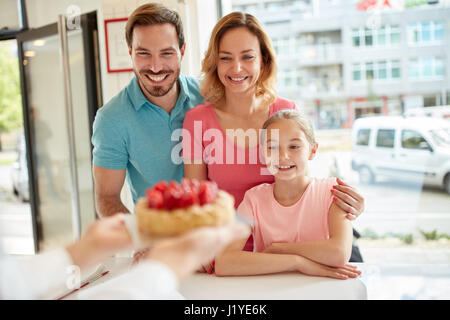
[135,178,235,237]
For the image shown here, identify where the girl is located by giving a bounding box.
[182,11,365,273]
[214,110,360,279]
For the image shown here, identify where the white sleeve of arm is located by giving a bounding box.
[78,260,181,300]
[0,248,73,300]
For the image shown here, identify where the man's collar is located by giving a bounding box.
[126,76,148,111]
[127,74,190,112]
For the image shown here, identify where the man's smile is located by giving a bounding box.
[144,72,171,84]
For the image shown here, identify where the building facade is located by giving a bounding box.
[231,0,450,128]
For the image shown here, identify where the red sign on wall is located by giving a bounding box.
[356,0,392,10]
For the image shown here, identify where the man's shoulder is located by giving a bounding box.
[182,74,200,87]
[97,88,131,119]
[180,74,203,103]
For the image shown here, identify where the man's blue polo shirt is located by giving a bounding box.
[92,74,203,203]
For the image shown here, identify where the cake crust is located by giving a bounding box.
[136,190,235,236]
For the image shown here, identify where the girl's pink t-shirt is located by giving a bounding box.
[182,97,297,208]
[237,178,337,253]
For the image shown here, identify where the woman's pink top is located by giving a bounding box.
[237,178,337,252]
[182,97,297,208]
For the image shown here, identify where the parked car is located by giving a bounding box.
[10,135,29,202]
[351,116,450,194]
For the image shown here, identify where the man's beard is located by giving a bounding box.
[136,68,180,97]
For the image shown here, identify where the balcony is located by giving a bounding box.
[278,43,343,66]
[301,76,344,99]
[278,76,344,100]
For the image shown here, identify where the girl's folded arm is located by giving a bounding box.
[264,203,353,267]
[214,238,301,276]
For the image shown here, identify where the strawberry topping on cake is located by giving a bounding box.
[146,179,218,210]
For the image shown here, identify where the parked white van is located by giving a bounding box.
[351,116,450,194]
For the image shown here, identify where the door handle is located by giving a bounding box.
[58,14,81,241]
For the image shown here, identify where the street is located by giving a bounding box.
[310,151,450,237]
[0,151,34,255]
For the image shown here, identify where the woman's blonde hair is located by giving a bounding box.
[200,12,277,106]
[262,109,316,147]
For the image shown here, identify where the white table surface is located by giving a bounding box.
[62,257,367,300]
[179,271,367,300]
[60,257,450,300]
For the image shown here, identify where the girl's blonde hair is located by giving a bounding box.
[200,12,277,106]
[262,109,316,147]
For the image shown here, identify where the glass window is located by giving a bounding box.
[352,28,361,46]
[364,28,373,46]
[279,37,290,56]
[401,130,428,149]
[366,62,374,80]
[422,57,433,77]
[294,35,302,53]
[284,77,292,87]
[378,61,387,79]
[434,22,443,41]
[408,21,444,44]
[356,128,371,145]
[391,60,401,79]
[296,68,302,86]
[421,22,431,42]
[352,63,361,81]
[272,38,279,54]
[408,23,420,43]
[413,29,420,42]
[430,129,450,147]
[435,57,444,76]
[228,0,450,273]
[408,59,419,78]
[376,129,395,148]
[377,26,386,45]
[390,25,401,44]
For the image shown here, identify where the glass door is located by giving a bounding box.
[17,12,102,252]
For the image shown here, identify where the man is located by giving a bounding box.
[92,3,203,217]
[92,3,365,233]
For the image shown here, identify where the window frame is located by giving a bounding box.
[376,128,396,149]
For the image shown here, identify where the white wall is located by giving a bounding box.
[100,0,219,100]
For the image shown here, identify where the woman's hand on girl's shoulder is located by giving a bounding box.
[331,178,365,221]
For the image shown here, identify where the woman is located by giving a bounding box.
[182,12,364,271]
